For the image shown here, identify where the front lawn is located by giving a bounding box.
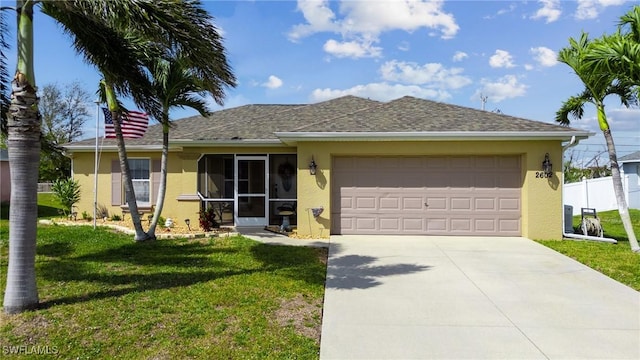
[0,224,327,358]
[537,209,640,291]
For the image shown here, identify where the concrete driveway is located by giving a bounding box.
[320,236,640,359]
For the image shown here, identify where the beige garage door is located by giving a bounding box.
[332,156,521,236]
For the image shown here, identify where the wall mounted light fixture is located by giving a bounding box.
[309,157,318,175]
[542,153,553,175]
[311,207,324,218]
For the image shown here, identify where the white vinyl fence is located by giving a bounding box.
[37,182,53,193]
[563,176,622,216]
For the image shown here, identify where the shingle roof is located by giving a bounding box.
[66,95,584,148]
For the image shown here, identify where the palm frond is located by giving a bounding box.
[586,33,640,84]
[619,5,640,44]
[556,94,589,125]
[58,0,236,106]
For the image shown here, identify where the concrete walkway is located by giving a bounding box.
[320,235,640,360]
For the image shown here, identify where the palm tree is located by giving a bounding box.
[556,32,639,252]
[100,81,154,241]
[586,7,640,84]
[145,53,236,239]
[2,0,234,313]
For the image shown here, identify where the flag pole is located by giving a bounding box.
[93,99,100,229]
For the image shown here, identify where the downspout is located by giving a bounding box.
[561,136,617,244]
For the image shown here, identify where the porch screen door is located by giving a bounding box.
[235,156,268,226]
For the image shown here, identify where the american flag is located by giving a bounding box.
[103,108,149,139]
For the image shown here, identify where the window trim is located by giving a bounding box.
[127,158,151,206]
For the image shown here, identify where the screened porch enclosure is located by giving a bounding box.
[197,154,298,228]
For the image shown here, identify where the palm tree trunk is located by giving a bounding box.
[147,125,169,238]
[603,129,639,252]
[3,1,39,313]
[112,111,151,241]
[101,81,150,241]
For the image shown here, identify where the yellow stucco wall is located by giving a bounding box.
[296,140,564,240]
[71,151,187,221]
[71,146,296,229]
[71,141,564,240]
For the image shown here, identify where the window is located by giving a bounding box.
[128,159,150,205]
[198,155,234,226]
[198,155,234,199]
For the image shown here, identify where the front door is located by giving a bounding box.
[235,156,268,226]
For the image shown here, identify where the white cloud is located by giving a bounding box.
[531,0,562,23]
[311,83,452,103]
[605,107,640,132]
[575,0,598,20]
[498,4,517,16]
[530,46,558,67]
[323,39,382,58]
[288,0,338,41]
[524,64,535,71]
[484,3,517,19]
[262,75,283,89]
[452,51,468,62]
[398,41,410,52]
[575,0,626,20]
[473,75,527,102]
[289,0,459,58]
[489,50,516,68]
[379,60,472,89]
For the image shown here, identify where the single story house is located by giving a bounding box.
[65,95,591,239]
[620,151,640,209]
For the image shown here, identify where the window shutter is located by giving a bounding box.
[111,160,121,205]
[152,159,161,203]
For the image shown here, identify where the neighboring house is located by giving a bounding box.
[620,151,640,209]
[0,148,10,203]
[65,96,591,239]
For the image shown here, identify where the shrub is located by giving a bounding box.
[81,210,92,221]
[199,206,219,232]
[96,204,109,219]
[51,178,81,216]
[110,214,122,221]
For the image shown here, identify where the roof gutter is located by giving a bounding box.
[65,139,286,152]
[275,131,593,145]
[171,139,285,147]
[64,144,175,152]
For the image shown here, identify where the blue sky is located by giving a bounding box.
[4,0,640,162]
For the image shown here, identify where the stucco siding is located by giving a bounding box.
[297,140,563,240]
[71,146,296,227]
[1,161,10,203]
[71,141,563,240]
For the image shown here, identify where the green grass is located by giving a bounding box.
[0,196,327,359]
[1,193,62,221]
[537,209,640,291]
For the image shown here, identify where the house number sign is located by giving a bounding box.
[535,171,553,179]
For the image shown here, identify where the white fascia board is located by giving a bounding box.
[275,131,594,145]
